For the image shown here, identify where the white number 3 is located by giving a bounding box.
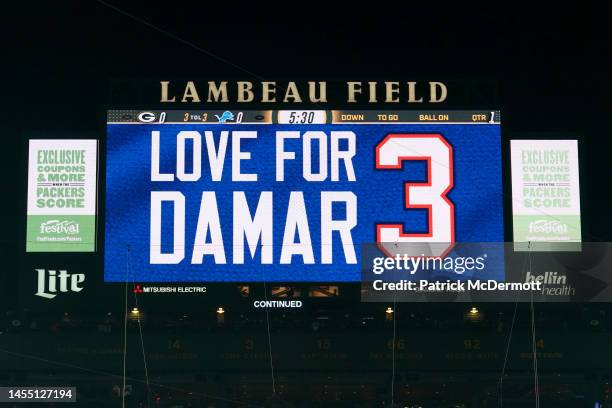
[375,134,455,256]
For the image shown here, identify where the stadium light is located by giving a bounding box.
[465,306,484,323]
[385,307,394,321]
[216,307,225,326]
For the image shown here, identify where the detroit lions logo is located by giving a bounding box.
[215,111,235,123]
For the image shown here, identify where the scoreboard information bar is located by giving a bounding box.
[107,110,500,124]
[331,110,500,124]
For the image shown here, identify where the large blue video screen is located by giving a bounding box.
[104,119,503,282]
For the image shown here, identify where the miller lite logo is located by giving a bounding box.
[35,269,85,299]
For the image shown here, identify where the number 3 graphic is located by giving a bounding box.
[375,134,455,256]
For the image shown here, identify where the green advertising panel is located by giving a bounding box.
[510,140,581,251]
[26,140,98,252]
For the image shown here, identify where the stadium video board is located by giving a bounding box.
[104,110,503,282]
